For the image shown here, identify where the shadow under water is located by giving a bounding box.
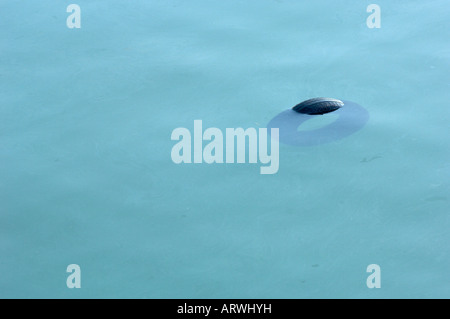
[267,100,369,146]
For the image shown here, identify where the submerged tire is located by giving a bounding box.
[268,100,369,146]
[293,97,344,115]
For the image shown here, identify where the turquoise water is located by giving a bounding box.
[1,0,449,298]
